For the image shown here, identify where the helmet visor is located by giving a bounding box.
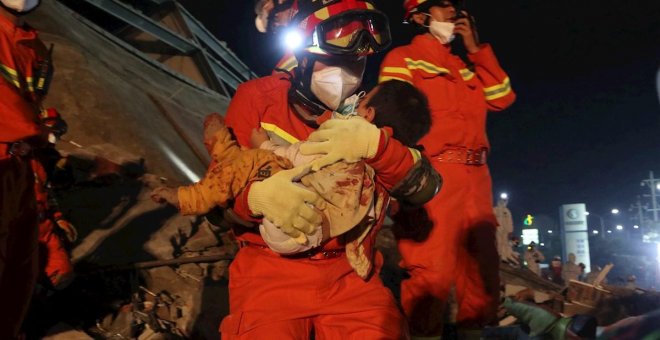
[314,10,391,55]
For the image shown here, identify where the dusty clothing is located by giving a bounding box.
[260,140,377,278]
[380,34,515,331]
[177,127,293,215]
[562,261,581,284]
[222,74,416,337]
[259,139,377,238]
[32,159,73,288]
[494,202,514,261]
[178,122,380,278]
[524,248,545,276]
[0,15,46,339]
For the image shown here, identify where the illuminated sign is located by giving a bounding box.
[560,204,591,273]
[522,229,539,245]
[523,214,534,226]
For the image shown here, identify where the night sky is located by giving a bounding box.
[180,0,660,226]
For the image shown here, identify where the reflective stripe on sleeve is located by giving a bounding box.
[404,58,450,75]
[483,77,512,101]
[260,122,300,144]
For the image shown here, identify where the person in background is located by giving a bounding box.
[524,241,545,276]
[562,252,581,285]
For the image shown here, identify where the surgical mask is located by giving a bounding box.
[336,91,366,116]
[425,14,455,44]
[1,0,40,13]
[310,65,362,111]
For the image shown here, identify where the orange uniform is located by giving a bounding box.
[221,74,416,339]
[32,159,74,289]
[379,34,515,333]
[0,14,47,338]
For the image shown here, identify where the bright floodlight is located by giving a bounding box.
[500,192,508,200]
[634,225,640,229]
[593,230,599,234]
[283,29,303,50]
[607,230,612,233]
[548,230,553,234]
[611,208,620,214]
[616,225,623,230]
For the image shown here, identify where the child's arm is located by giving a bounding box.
[251,127,319,167]
[150,165,234,216]
[177,166,234,215]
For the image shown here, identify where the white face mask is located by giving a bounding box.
[310,65,363,111]
[1,0,40,13]
[426,15,455,44]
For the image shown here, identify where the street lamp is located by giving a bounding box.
[500,192,508,200]
[634,225,640,229]
[586,211,606,238]
[616,225,623,230]
[593,230,599,235]
[611,208,620,215]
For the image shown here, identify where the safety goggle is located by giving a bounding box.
[310,10,391,56]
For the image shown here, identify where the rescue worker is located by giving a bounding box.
[378,0,516,337]
[524,241,545,276]
[254,0,299,73]
[254,0,296,34]
[562,252,581,285]
[0,0,52,337]
[34,108,76,290]
[220,0,440,338]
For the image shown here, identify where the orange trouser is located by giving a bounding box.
[38,219,73,287]
[0,156,39,339]
[397,162,500,336]
[220,245,408,339]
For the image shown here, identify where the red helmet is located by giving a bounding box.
[403,0,460,22]
[289,0,391,56]
[40,107,68,138]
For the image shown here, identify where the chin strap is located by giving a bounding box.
[287,82,331,128]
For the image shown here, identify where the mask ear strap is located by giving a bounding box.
[422,13,432,27]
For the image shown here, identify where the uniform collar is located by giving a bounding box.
[412,33,451,52]
[0,13,37,42]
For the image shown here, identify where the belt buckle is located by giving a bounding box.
[9,141,31,157]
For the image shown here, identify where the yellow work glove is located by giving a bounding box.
[299,117,381,171]
[247,165,322,239]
